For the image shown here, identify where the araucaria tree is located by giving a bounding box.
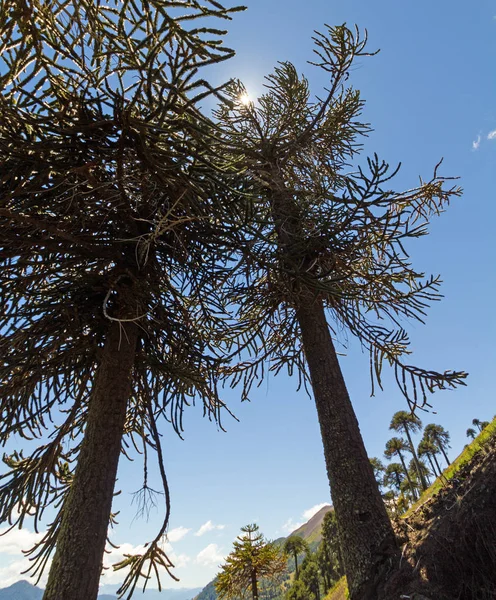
[384,438,418,501]
[216,524,286,600]
[215,25,466,598]
[423,423,451,467]
[389,411,428,491]
[0,2,246,599]
[283,535,309,580]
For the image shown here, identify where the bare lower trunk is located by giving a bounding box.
[426,453,439,478]
[294,550,299,579]
[44,319,138,600]
[295,297,399,600]
[251,568,259,600]
[398,451,418,500]
[432,452,443,478]
[403,426,428,491]
[435,434,451,466]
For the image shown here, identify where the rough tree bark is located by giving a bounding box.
[295,298,399,599]
[44,288,139,600]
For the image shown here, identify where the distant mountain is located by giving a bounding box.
[0,579,201,600]
[194,504,333,600]
[291,504,332,548]
[0,580,116,600]
[99,584,203,600]
[0,581,43,600]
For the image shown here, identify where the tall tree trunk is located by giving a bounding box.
[295,298,399,599]
[44,315,138,600]
[397,451,418,501]
[294,550,300,579]
[435,434,451,466]
[425,453,439,478]
[402,425,428,491]
[432,452,443,478]
[251,567,259,600]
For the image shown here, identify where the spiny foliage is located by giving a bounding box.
[0,0,248,596]
[214,24,466,411]
[216,524,286,599]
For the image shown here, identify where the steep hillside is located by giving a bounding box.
[291,505,332,548]
[322,421,496,600]
[393,420,496,599]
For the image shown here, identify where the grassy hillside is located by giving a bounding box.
[404,417,496,517]
[324,420,496,600]
[323,577,348,600]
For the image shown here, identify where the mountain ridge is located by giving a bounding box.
[0,580,201,600]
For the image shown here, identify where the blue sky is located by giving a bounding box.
[1,0,495,592]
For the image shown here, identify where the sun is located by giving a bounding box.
[238,92,252,106]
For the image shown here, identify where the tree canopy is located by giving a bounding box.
[1,1,249,597]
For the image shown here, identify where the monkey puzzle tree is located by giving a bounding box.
[283,535,309,580]
[0,2,247,599]
[383,463,406,495]
[417,439,442,478]
[321,510,344,580]
[423,423,451,466]
[215,24,466,598]
[466,428,477,440]
[390,411,428,491]
[300,555,322,600]
[370,457,386,492]
[385,438,418,500]
[216,524,286,600]
[408,457,431,488]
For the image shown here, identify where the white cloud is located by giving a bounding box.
[196,543,225,567]
[0,527,44,555]
[487,130,496,140]
[472,135,481,151]
[0,528,49,587]
[194,520,225,537]
[302,503,330,521]
[0,527,190,588]
[166,526,191,543]
[281,518,303,534]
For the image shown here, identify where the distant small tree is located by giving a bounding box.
[283,536,309,580]
[472,419,482,432]
[408,458,431,488]
[384,437,418,500]
[383,463,406,495]
[316,542,336,592]
[466,428,477,440]
[321,511,344,578]
[390,411,428,491]
[418,439,442,478]
[285,579,312,600]
[300,554,322,600]
[424,424,451,466]
[216,524,286,600]
[370,457,386,492]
